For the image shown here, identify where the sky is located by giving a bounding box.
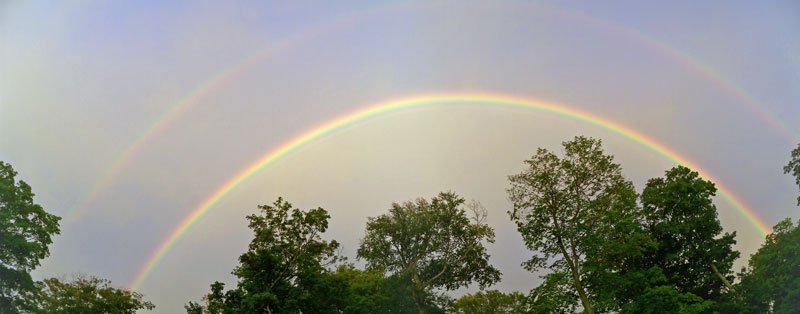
[2,1,799,312]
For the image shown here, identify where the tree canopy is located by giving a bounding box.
[186,197,349,313]
[1,161,153,313]
[5,138,799,313]
[0,161,61,312]
[728,218,800,313]
[357,192,500,313]
[641,166,739,301]
[333,263,437,314]
[507,136,637,314]
[582,166,738,313]
[36,275,155,313]
[450,290,528,314]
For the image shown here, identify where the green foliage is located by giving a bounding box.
[581,166,738,313]
[0,161,61,312]
[727,218,800,313]
[335,264,442,314]
[508,139,741,313]
[186,198,349,313]
[335,264,401,314]
[591,264,714,314]
[36,275,155,313]
[641,166,739,301]
[785,142,800,205]
[450,290,528,314]
[169,138,799,313]
[357,192,500,313]
[507,136,637,314]
[581,206,659,313]
[620,284,713,314]
[527,271,578,314]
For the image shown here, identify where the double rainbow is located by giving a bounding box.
[128,93,772,291]
[69,3,796,222]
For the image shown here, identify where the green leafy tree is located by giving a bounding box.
[186,198,349,313]
[357,192,500,314]
[0,161,61,312]
[583,166,736,313]
[507,136,637,314]
[450,290,528,314]
[727,218,800,313]
[335,263,438,314]
[786,142,800,205]
[641,166,739,302]
[36,275,155,313]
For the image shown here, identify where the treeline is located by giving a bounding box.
[2,137,799,313]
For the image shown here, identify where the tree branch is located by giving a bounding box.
[269,228,317,290]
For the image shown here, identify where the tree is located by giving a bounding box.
[580,166,737,313]
[186,197,349,313]
[0,161,61,312]
[357,192,501,314]
[785,142,800,205]
[507,136,637,314]
[36,275,155,313]
[729,218,800,313]
[334,263,429,314]
[450,290,528,314]
[640,166,739,302]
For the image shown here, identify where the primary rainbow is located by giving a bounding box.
[128,93,772,291]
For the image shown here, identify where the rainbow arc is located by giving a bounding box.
[128,93,772,291]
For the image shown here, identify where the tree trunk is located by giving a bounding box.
[412,286,426,314]
[410,270,426,314]
[555,238,594,314]
[711,263,733,291]
[570,267,594,314]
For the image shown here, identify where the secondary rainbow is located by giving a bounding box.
[128,93,772,291]
[555,6,798,140]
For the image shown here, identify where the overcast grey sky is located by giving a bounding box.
[2,1,799,312]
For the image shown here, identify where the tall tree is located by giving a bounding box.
[0,161,61,312]
[357,192,500,314]
[36,275,155,313]
[186,198,349,313]
[785,142,800,205]
[581,176,718,314]
[640,166,739,301]
[507,136,637,314]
